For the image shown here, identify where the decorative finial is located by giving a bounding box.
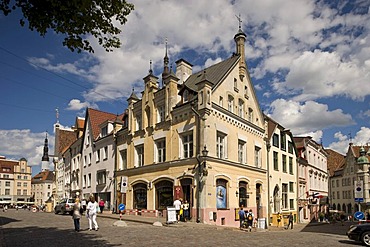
[149,60,153,74]
[235,14,242,29]
[55,108,59,123]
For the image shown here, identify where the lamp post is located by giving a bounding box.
[195,145,208,223]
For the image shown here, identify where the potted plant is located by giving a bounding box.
[319,212,325,222]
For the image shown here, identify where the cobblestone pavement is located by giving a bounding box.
[0,209,361,247]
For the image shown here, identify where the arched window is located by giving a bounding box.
[155,180,173,210]
[238,181,248,207]
[342,203,346,213]
[273,185,280,213]
[337,203,341,211]
[133,183,147,209]
[332,203,336,210]
[216,179,228,209]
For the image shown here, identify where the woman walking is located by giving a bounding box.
[87,196,99,231]
[72,198,82,232]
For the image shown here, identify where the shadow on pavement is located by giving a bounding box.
[300,221,352,236]
[0,216,20,226]
[2,226,120,247]
[338,239,363,246]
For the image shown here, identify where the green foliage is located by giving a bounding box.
[0,0,134,53]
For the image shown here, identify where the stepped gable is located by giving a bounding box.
[325,148,345,176]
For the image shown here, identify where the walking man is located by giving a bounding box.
[238,206,246,229]
[287,212,293,229]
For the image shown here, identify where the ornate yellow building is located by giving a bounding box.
[115,26,268,227]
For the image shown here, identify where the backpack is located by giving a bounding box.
[247,213,253,221]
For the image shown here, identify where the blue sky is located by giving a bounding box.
[0,0,369,176]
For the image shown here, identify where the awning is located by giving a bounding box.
[319,196,329,205]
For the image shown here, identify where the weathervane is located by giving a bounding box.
[235,13,242,29]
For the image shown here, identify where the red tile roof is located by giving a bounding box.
[31,170,54,183]
[55,128,77,155]
[325,149,345,176]
[87,108,124,140]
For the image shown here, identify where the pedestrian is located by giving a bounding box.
[183,200,190,222]
[238,206,246,229]
[99,199,105,214]
[277,212,282,227]
[173,198,182,222]
[81,199,87,214]
[246,209,254,232]
[87,196,99,231]
[340,213,345,226]
[72,198,82,232]
[286,212,293,229]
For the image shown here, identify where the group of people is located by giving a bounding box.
[277,212,294,229]
[72,196,105,232]
[238,207,255,231]
[173,198,190,222]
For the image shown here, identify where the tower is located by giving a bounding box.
[41,132,50,171]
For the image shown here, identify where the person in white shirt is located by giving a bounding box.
[87,196,99,231]
[173,198,182,221]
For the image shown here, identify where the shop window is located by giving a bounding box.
[216,179,228,209]
[133,183,147,209]
[155,180,173,210]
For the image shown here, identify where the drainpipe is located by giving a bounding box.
[265,141,271,227]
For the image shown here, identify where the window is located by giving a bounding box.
[282,154,287,173]
[5,189,10,195]
[244,85,248,98]
[5,181,10,186]
[289,199,294,210]
[289,182,294,192]
[23,176,27,179]
[273,151,279,170]
[17,182,21,187]
[272,134,279,147]
[136,115,142,131]
[238,99,244,118]
[87,174,91,187]
[96,150,100,163]
[23,182,27,187]
[157,105,165,123]
[182,133,193,158]
[254,146,261,168]
[332,180,335,188]
[332,191,335,199]
[136,145,144,167]
[23,189,27,195]
[101,126,108,137]
[103,146,108,160]
[48,185,51,189]
[280,133,286,150]
[216,132,227,159]
[133,183,147,209]
[233,78,238,91]
[88,153,92,165]
[119,149,127,170]
[248,108,253,122]
[86,134,90,146]
[216,179,228,209]
[97,170,107,185]
[183,90,189,103]
[336,179,339,187]
[337,191,340,199]
[83,175,87,188]
[238,181,249,207]
[289,157,293,174]
[219,96,223,107]
[288,141,294,154]
[238,140,246,163]
[17,175,22,179]
[282,183,288,209]
[227,95,234,113]
[17,189,21,195]
[156,139,166,163]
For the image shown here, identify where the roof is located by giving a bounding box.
[325,149,346,176]
[86,108,124,140]
[31,170,54,183]
[184,55,240,92]
[76,117,85,129]
[0,159,17,173]
[55,128,77,155]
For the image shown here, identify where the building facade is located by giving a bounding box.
[0,156,32,205]
[294,137,328,222]
[265,116,298,226]
[115,26,268,228]
[31,170,54,206]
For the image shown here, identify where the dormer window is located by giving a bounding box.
[101,126,108,137]
[184,90,189,103]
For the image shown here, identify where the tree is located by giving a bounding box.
[0,0,134,53]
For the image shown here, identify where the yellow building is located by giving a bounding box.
[115,27,268,228]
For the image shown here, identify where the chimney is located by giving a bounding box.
[175,59,193,84]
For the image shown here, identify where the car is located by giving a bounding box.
[54,198,75,215]
[347,223,370,246]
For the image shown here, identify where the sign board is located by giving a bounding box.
[355,180,364,202]
[166,206,177,223]
[174,186,183,200]
[354,211,365,220]
[121,176,128,193]
[118,203,125,211]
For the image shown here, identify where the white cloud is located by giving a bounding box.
[328,127,370,154]
[266,99,354,135]
[0,129,54,169]
[66,99,97,111]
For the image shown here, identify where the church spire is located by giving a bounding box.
[234,14,247,80]
[41,132,50,171]
[162,38,170,79]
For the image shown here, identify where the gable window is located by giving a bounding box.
[280,132,286,150]
[135,145,144,167]
[219,96,223,107]
[182,133,193,158]
[97,170,107,185]
[216,179,228,209]
[119,149,127,170]
[272,134,279,147]
[156,139,166,163]
[254,146,261,168]
[216,131,227,159]
[244,85,248,99]
[233,78,238,92]
[227,95,234,113]
[248,108,253,122]
[157,105,165,123]
[101,126,108,137]
[288,141,294,154]
[238,99,244,118]
[238,140,246,164]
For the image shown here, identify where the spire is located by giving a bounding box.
[55,108,59,124]
[42,132,49,162]
[149,60,153,75]
[234,14,247,80]
[162,37,170,78]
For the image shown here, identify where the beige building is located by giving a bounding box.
[115,26,268,228]
[31,170,54,206]
[0,156,32,205]
[329,144,370,216]
[265,116,298,226]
